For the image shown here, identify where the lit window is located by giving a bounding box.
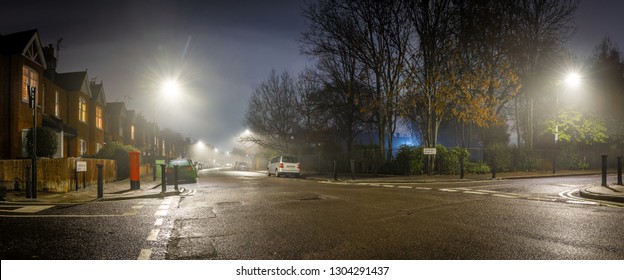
[96,143,102,153]
[80,139,87,156]
[119,119,123,136]
[78,97,87,122]
[131,125,135,140]
[22,66,38,103]
[96,106,103,129]
[54,91,59,117]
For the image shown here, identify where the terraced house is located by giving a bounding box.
[1,29,189,162]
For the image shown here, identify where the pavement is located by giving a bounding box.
[0,175,182,204]
[1,170,623,204]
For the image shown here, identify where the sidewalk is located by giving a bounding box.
[1,175,181,204]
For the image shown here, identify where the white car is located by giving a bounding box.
[267,155,300,177]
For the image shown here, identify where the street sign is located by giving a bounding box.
[423,148,437,155]
[76,161,87,172]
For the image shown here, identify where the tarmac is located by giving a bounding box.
[1,170,623,204]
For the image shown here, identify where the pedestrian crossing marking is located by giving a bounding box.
[0,205,54,213]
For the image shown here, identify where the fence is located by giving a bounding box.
[0,158,116,193]
[297,144,622,175]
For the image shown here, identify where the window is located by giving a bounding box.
[80,139,87,156]
[78,97,87,123]
[119,119,123,136]
[130,125,135,140]
[22,66,38,103]
[54,91,59,117]
[95,106,103,129]
[96,143,103,153]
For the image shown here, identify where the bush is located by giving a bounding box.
[435,145,469,175]
[26,127,58,158]
[466,161,491,174]
[97,141,138,180]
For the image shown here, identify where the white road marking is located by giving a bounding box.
[10,205,54,213]
[158,204,170,210]
[415,187,431,190]
[155,209,168,216]
[132,205,144,209]
[382,185,394,188]
[454,188,472,191]
[440,189,459,192]
[463,191,488,195]
[137,249,152,260]
[566,200,599,205]
[397,186,412,189]
[492,194,520,199]
[526,197,557,202]
[147,229,160,241]
[154,218,164,226]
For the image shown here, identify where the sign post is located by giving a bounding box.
[76,160,87,190]
[423,148,437,175]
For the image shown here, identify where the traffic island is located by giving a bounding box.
[579,185,624,203]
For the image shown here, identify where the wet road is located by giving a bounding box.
[1,171,623,259]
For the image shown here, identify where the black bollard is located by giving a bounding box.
[174,165,179,191]
[97,164,104,199]
[601,154,608,187]
[617,156,622,186]
[161,164,167,194]
[333,160,338,181]
[350,160,355,181]
[25,165,32,199]
[153,164,157,181]
[460,153,465,179]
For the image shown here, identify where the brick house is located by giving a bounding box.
[0,29,46,159]
[56,71,93,157]
[105,102,127,144]
[89,81,106,154]
[41,44,74,158]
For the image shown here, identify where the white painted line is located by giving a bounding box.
[455,188,472,191]
[137,249,152,260]
[440,189,459,192]
[122,211,136,216]
[397,186,412,189]
[147,229,160,241]
[493,194,520,199]
[415,187,431,190]
[132,205,144,210]
[154,218,164,226]
[158,204,170,210]
[566,200,599,205]
[526,197,557,202]
[478,190,497,193]
[382,185,394,188]
[463,191,488,195]
[155,210,168,216]
[12,205,54,213]
[368,184,381,187]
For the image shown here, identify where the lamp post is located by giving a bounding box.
[152,79,180,174]
[553,72,581,174]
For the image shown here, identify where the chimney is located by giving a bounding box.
[43,44,57,81]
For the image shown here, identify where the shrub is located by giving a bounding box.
[26,127,59,158]
[97,141,138,180]
[466,161,491,174]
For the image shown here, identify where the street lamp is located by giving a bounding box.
[152,79,180,169]
[553,72,582,174]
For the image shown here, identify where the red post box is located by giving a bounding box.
[129,151,141,190]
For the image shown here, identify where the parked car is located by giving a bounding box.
[267,155,300,177]
[234,161,249,171]
[166,158,198,183]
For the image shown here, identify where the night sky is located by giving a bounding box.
[2,0,623,152]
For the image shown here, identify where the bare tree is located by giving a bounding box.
[302,0,412,161]
[243,70,301,154]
